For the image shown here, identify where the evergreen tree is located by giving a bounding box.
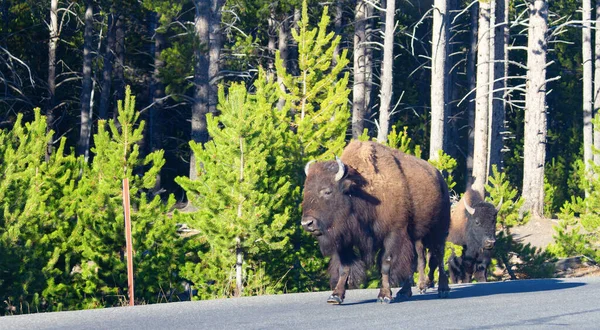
[0,109,78,314]
[56,86,182,309]
[275,0,351,161]
[176,71,299,298]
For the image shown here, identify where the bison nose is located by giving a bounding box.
[301,217,315,232]
[484,239,496,249]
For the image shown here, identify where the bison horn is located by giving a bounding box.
[304,160,316,176]
[334,156,346,181]
[464,198,476,215]
[495,196,503,212]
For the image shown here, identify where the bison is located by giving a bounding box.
[301,140,451,304]
[447,188,501,283]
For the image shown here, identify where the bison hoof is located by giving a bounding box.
[377,296,393,304]
[438,290,449,299]
[327,295,343,305]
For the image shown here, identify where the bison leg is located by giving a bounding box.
[397,278,413,300]
[431,242,450,298]
[378,254,393,304]
[327,255,349,304]
[447,254,463,284]
[415,240,428,294]
[473,263,488,282]
[461,254,476,284]
[426,250,438,289]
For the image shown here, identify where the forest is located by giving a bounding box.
[1,0,599,314]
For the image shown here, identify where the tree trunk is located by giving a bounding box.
[465,1,478,185]
[235,237,243,297]
[208,0,224,115]
[99,12,115,120]
[278,14,290,110]
[191,0,210,181]
[363,3,373,125]
[46,0,58,159]
[114,14,125,115]
[583,0,593,172]
[471,0,491,196]
[149,12,165,153]
[333,0,343,64]
[521,0,548,218]
[488,0,506,172]
[429,0,449,160]
[594,1,600,165]
[267,13,277,80]
[376,0,395,143]
[352,0,367,138]
[77,0,93,160]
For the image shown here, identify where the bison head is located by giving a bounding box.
[300,157,355,237]
[463,197,501,250]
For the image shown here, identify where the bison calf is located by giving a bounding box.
[447,188,500,283]
[301,140,451,304]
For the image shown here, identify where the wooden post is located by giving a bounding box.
[122,178,135,306]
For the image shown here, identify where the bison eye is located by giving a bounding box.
[321,188,333,197]
[475,219,480,226]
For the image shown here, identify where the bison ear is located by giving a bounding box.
[339,166,361,193]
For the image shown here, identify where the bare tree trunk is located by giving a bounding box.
[363,3,373,124]
[77,0,93,160]
[376,0,395,143]
[235,237,243,297]
[352,0,367,138]
[46,0,58,159]
[99,11,115,120]
[594,2,600,165]
[191,0,210,181]
[583,0,593,172]
[333,0,343,64]
[267,12,277,80]
[466,1,478,185]
[278,14,290,110]
[149,12,165,153]
[208,0,224,115]
[488,0,506,172]
[114,14,125,115]
[471,0,491,196]
[521,0,548,218]
[429,0,449,160]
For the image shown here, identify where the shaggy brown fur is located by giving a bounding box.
[447,188,498,284]
[301,140,451,303]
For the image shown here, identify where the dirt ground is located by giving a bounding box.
[510,217,560,249]
[505,217,600,279]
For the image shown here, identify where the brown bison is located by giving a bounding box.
[301,140,451,304]
[447,188,501,283]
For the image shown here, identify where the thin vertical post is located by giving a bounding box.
[122,178,134,306]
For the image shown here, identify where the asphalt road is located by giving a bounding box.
[2,277,600,330]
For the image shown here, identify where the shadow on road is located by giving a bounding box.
[340,279,586,305]
[412,279,586,302]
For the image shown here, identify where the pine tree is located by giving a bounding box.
[176,72,299,298]
[485,165,528,228]
[275,0,351,161]
[60,86,182,309]
[0,109,78,314]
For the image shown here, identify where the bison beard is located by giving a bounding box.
[301,140,451,304]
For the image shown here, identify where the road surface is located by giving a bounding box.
[2,277,599,329]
